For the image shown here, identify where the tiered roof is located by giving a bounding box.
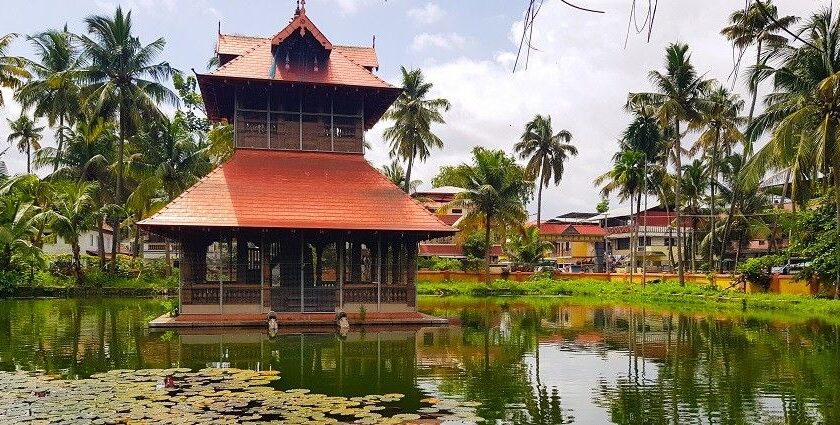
[139,150,455,234]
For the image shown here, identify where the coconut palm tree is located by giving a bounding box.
[383,66,450,193]
[127,115,211,268]
[505,225,553,270]
[629,43,711,285]
[721,0,798,128]
[515,114,578,226]
[595,149,646,276]
[37,181,98,285]
[7,115,44,174]
[380,159,421,193]
[35,113,116,268]
[79,6,177,270]
[15,27,83,172]
[690,85,745,269]
[746,7,840,297]
[0,179,43,273]
[0,34,30,107]
[681,159,709,272]
[442,147,531,283]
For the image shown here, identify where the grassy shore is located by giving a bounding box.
[417,278,840,322]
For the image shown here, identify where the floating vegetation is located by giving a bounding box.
[0,368,484,424]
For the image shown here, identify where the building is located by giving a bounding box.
[139,3,455,317]
[42,228,113,257]
[537,221,606,271]
[601,206,690,272]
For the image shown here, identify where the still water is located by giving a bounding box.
[1,296,839,424]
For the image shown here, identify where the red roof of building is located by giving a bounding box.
[538,223,606,237]
[418,244,504,257]
[217,34,379,70]
[437,214,462,226]
[138,149,456,234]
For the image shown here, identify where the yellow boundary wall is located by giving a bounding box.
[417,270,820,296]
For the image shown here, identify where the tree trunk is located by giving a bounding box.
[663,195,675,271]
[484,217,492,284]
[165,239,172,276]
[629,191,635,284]
[403,145,415,194]
[72,241,83,286]
[719,187,740,272]
[536,180,543,227]
[97,218,106,270]
[834,172,840,299]
[691,203,697,273]
[674,118,685,285]
[54,114,64,173]
[710,129,718,273]
[111,104,126,273]
[747,40,762,130]
[26,142,31,174]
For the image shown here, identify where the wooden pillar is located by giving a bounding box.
[350,239,362,283]
[406,239,417,308]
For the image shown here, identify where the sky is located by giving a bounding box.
[0,0,822,219]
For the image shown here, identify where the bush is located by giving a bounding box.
[737,255,784,291]
[430,257,461,271]
[0,269,25,296]
[461,256,485,272]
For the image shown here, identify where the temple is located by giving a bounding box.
[140,3,455,319]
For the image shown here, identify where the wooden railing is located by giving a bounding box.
[185,284,261,305]
[343,284,410,304]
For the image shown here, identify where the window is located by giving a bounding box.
[758,240,765,246]
[616,238,630,250]
[451,208,463,214]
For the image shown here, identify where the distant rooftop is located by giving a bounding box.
[415,186,465,195]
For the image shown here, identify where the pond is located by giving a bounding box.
[1,296,839,424]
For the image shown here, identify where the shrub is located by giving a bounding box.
[430,257,461,271]
[0,269,25,296]
[461,256,485,272]
[737,255,784,291]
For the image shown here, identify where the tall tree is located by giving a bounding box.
[7,114,44,174]
[681,159,709,272]
[80,6,177,271]
[383,67,450,193]
[595,149,646,276]
[127,115,211,267]
[746,7,840,297]
[721,0,798,132]
[442,147,531,283]
[36,112,116,268]
[689,84,745,270]
[0,34,30,107]
[15,27,83,172]
[629,43,710,285]
[515,114,578,226]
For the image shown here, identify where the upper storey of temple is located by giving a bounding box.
[196,1,401,151]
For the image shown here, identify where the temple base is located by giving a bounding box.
[148,311,448,329]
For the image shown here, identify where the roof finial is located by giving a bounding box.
[294,0,301,16]
[300,0,306,14]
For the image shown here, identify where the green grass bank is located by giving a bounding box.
[417,278,840,322]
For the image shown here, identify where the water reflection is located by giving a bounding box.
[1,297,840,424]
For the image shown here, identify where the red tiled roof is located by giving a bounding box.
[538,223,606,237]
[270,11,332,50]
[334,45,379,69]
[216,35,379,70]
[206,38,392,89]
[438,214,462,226]
[138,149,455,234]
[216,34,265,56]
[418,244,504,257]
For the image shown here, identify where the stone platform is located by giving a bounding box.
[149,311,449,329]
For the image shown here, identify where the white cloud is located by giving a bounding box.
[370,0,815,218]
[407,2,444,25]
[411,32,467,51]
